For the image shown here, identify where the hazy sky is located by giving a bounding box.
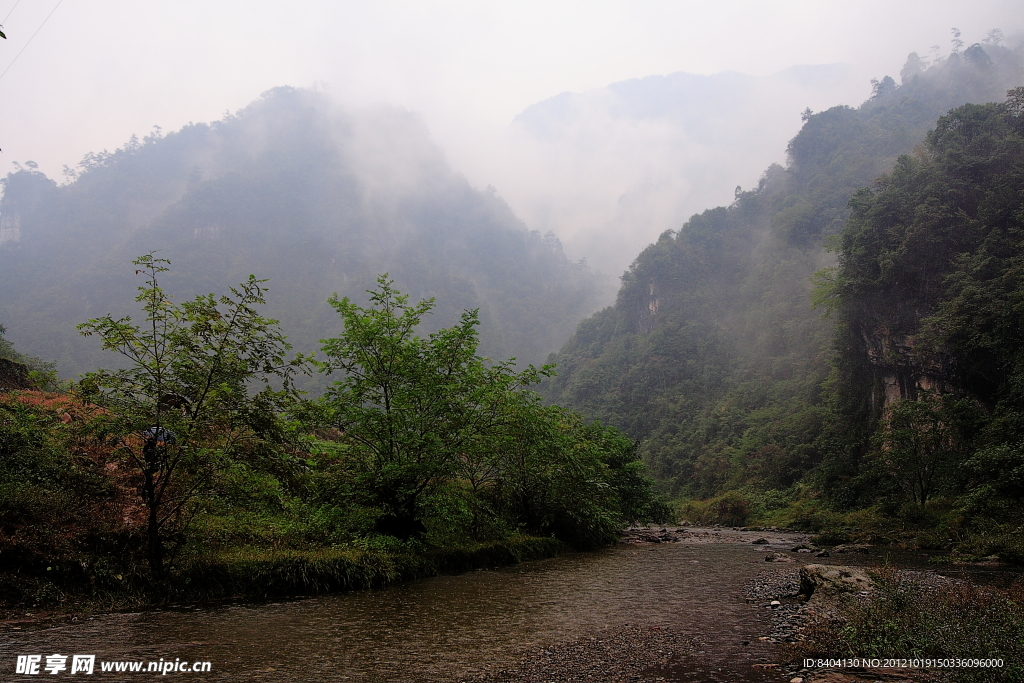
[1,1,1022,270]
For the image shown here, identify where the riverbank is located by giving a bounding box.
[0,526,805,681]
[12,525,1017,682]
[0,524,793,633]
[465,527,1024,683]
[745,560,1024,682]
[0,535,568,633]
[173,535,569,602]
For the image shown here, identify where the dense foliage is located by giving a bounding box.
[819,92,1024,528]
[77,254,307,574]
[542,41,1024,523]
[0,393,126,604]
[313,276,668,547]
[0,261,665,604]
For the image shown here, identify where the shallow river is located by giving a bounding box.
[9,534,1021,682]
[3,539,798,682]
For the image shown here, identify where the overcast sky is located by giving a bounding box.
[1,1,1022,269]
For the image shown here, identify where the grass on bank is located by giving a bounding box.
[673,486,1024,564]
[171,534,567,602]
[1,535,568,615]
[1,387,650,613]
[795,567,1024,683]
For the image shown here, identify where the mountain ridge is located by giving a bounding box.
[0,87,606,381]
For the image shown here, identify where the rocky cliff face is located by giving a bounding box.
[861,325,954,417]
[635,281,660,335]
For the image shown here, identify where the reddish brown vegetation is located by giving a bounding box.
[0,391,148,603]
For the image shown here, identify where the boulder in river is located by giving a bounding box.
[799,564,873,599]
[764,552,794,562]
[620,526,689,543]
[831,544,870,554]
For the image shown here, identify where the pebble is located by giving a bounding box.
[744,567,805,646]
[464,528,818,683]
[745,563,970,682]
[465,624,694,683]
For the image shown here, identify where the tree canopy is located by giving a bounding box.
[77,254,307,573]
[315,276,668,546]
[821,92,1024,509]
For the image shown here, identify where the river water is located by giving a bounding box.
[3,538,796,682]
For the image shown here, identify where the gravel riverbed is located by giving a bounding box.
[466,624,697,683]
[466,528,973,683]
[466,527,813,683]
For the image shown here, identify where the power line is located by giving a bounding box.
[2,0,22,26]
[0,0,64,83]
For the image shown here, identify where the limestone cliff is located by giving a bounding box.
[860,326,953,417]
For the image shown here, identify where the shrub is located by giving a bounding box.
[798,567,1024,682]
[676,491,752,526]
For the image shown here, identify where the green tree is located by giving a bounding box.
[487,400,668,546]
[78,254,306,575]
[821,96,1024,502]
[870,393,979,505]
[317,275,547,539]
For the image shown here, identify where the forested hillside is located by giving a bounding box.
[821,92,1024,514]
[543,41,1024,511]
[0,87,605,379]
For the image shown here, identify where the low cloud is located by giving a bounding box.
[474,65,870,275]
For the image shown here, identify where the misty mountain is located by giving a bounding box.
[503,64,866,274]
[0,87,606,380]
[541,42,1024,497]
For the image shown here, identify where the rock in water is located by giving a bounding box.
[764,552,794,562]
